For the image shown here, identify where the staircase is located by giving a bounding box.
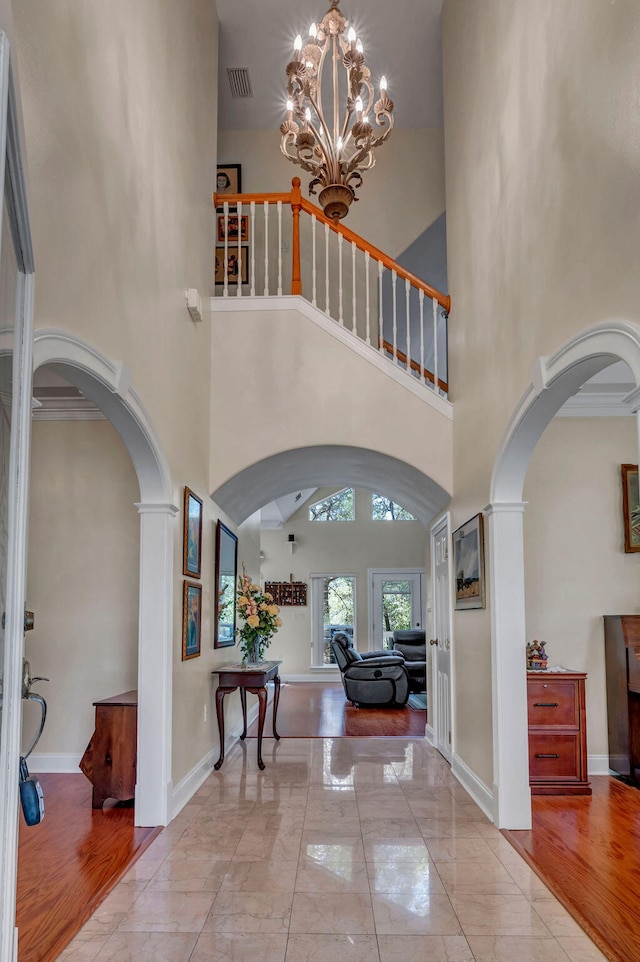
[212,178,450,400]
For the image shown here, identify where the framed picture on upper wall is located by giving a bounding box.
[182,581,202,660]
[621,464,640,552]
[217,213,249,244]
[183,487,203,578]
[453,513,486,610]
[214,247,248,285]
[216,164,241,196]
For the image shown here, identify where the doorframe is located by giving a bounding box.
[368,568,425,651]
[31,329,177,830]
[0,33,36,962]
[428,512,454,759]
[490,321,640,829]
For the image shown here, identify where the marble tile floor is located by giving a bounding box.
[58,737,608,962]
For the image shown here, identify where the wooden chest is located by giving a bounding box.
[527,671,591,795]
[79,690,137,809]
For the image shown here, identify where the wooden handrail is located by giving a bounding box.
[213,179,451,313]
[379,337,449,394]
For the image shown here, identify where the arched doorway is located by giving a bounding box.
[489,321,640,828]
[32,329,177,827]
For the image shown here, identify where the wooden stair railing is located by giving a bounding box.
[213,177,450,398]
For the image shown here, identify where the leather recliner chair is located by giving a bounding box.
[330,631,409,707]
[391,629,426,693]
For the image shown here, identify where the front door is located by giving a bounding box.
[370,570,424,651]
[0,34,35,962]
[430,513,452,762]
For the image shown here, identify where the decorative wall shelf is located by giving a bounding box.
[265,580,307,607]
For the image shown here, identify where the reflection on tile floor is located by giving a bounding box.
[59,738,608,961]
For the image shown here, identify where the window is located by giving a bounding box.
[309,488,354,521]
[371,494,415,521]
[311,575,356,666]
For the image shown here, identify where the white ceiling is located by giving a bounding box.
[215,0,445,131]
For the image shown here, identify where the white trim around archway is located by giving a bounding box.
[490,321,640,828]
[32,329,177,827]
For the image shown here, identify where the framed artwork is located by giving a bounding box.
[216,164,241,195]
[182,581,202,660]
[215,247,248,285]
[621,464,640,553]
[453,513,486,610]
[217,213,249,243]
[215,521,238,648]
[183,487,203,578]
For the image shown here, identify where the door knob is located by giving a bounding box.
[429,638,438,646]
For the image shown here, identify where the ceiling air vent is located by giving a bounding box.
[227,67,253,99]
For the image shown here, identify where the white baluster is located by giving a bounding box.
[263,201,269,296]
[236,201,243,297]
[277,200,283,296]
[419,288,425,384]
[433,297,439,394]
[392,270,398,359]
[365,251,371,346]
[325,222,330,315]
[378,260,384,353]
[405,278,411,370]
[250,201,256,297]
[351,241,357,334]
[223,201,229,298]
[312,215,317,307]
[338,232,344,325]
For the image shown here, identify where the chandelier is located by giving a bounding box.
[280,0,394,222]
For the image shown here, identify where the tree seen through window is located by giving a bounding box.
[371,494,416,521]
[309,488,355,521]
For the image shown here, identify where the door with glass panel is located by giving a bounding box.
[311,575,356,667]
[0,35,35,962]
[370,570,424,651]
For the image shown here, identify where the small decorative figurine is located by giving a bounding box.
[527,639,549,671]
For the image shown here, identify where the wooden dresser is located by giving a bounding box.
[527,671,591,795]
[79,690,137,809]
[603,614,640,783]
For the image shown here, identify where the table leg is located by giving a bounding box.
[272,674,281,741]
[213,688,226,770]
[239,686,247,740]
[256,686,268,770]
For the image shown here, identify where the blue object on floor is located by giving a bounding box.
[407,692,427,710]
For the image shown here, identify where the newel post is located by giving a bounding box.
[291,177,302,295]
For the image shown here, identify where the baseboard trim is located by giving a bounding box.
[170,695,266,820]
[28,753,82,773]
[452,752,495,822]
[588,754,610,776]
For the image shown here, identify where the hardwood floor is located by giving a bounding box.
[503,775,640,962]
[16,773,160,962]
[245,681,428,737]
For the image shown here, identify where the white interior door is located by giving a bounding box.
[430,514,452,763]
[370,570,424,651]
[0,35,35,962]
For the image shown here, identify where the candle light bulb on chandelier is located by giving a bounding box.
[294,34,302,55]
[380,75,388,92]
[348,27,356,45]
[309,22,317,38]
[356,39,363,54]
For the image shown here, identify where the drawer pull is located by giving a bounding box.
[534,702,559,707]
[535,753,560,758]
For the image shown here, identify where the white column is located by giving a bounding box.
[135,501,178,827]
[485,501,532,829]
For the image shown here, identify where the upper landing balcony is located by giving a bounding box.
[211,178,450,411]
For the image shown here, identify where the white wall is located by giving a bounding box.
[523,416,640,760]
[442,0,640,787]
[13,0,224,787]
[24,420,139,757]
[261,487,426,676]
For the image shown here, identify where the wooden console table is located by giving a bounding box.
[79,690,137,808]
[212,661,281,770]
